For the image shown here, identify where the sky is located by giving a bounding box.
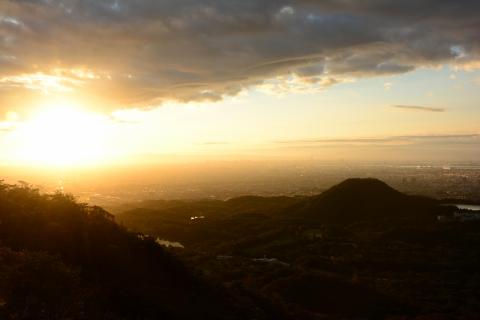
[0,0,480,167]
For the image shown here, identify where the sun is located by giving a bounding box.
[12,101,110,167]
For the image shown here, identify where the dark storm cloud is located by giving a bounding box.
[1,0,480,111]
[393,105,445,112]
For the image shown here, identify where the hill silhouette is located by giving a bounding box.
[318,178,405,202]
[285,178,437,224]
[117,178,441,249]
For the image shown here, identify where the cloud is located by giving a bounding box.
[198,141,230,145]
[276,134,480,146]
[1,0,480,112]
[392,105,445,112]
[276,138,393,144]
[397,134,479,140]
[0,121,18,132]
[273,132,480,161]
[0,126,14,133]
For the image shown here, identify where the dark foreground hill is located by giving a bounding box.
[0,181,281,319]
[117,178,480,319]
[1,178,479,319]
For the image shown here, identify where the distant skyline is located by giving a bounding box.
[0,1,479,166]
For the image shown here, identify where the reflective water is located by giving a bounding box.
[452,204,480,211]
[156,238,184,248]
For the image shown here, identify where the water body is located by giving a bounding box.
[452,204,480,211]
[156,238,184,248]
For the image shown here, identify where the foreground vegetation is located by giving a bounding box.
[117,179,480,319]
[1,178,479,319]
[0,181,280,319]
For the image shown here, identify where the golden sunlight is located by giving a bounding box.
[11,100,109,167]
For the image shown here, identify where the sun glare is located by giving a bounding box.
[12,101,109,167]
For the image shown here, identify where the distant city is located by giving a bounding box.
[24,162,478,210]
